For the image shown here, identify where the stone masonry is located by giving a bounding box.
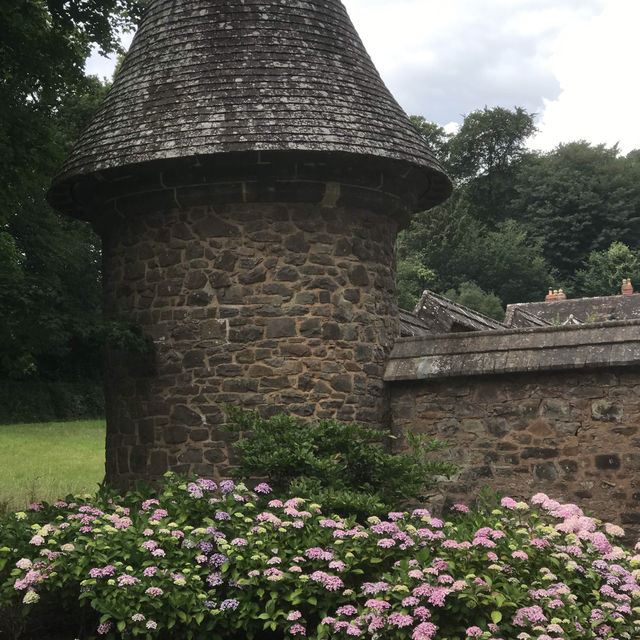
[103,200,399,486]
[47,0,451,489]
[387,322,640,539]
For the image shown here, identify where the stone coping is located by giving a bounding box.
[384,319,640,381]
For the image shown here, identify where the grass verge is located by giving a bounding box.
[0,420,105,515]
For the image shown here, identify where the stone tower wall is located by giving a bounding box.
[102,201,398,487]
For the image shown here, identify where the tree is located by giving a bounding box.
[447,106,536,180]
[443,281,504,321]
[410,115,451,167]
[397,197,553,310]
[0,0,145,225]
[446,107,537,225]
[396,256,435,311]
[0,1,144,379]
[507,142,640,283]
[576,242,640,298]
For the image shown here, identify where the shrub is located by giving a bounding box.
[0,380,104,424]
[1,475,640,640]
[222,406,457,520]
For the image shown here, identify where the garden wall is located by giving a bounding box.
[386,320,640,537]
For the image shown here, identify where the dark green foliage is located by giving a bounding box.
[507,142,640,282]
[399,107,640,314]
[396,256,435,311]
[576,242,640,297]
[397,198,553,308]
[0,380,104,424]
[222,406,457,520]
[409,115,451,163]
[443,281,504,321]
[447,106,536,180]
[0,2,144,384]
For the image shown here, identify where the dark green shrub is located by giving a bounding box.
[0,380,104,424]
[223,406,457,520]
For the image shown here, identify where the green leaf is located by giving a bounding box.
[117,620,126,632]
[491,610,502,624]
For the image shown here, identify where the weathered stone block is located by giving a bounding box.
[171,405,202,426]
[532,462,558,481]
[540,399,570,420]
[623,453,640,471]
[521,447,558,459]
[330,374,353,393]
[595,454,621,470]
[592,400,623,423]
[266,317,296,338]
[163,426,188,444]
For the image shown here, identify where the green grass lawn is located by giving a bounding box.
[0,420,105,514]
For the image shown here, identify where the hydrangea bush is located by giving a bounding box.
[1,474,639,640]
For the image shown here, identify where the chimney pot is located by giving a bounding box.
[622,278,634,295]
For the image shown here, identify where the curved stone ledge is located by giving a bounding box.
[384,319,640,381]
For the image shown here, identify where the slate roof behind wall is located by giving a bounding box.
[505,294,640,327]
[413,290,506,333]
[50,0,449,208]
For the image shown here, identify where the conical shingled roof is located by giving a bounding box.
[49,0,450,213]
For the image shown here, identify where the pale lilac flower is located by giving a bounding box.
[336,605,358,616]
[377,538,395,548]
[146,620,157,629]
[97,621,112,635]
[254,483,272,493]
[388,612,413,627]
[466,626,483,637]
[196,478,217,490]
[220,598,239,611]
[220,480,235,494]
[151,548,166,557]
[290,623,306,635]
[207,572,223,586]
[145,587,163,596]
[365,599,390,613]
[413,621,437,639]
[231,537,248,546]
[414,606,431,621]
[117,574,140,587]
[362,581,388,595]
[287,611,302,620]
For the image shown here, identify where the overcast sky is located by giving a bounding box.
[86,0,640,154]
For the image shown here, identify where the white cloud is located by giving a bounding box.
[84,32,133,80]
[342,0,604,123]
[531,0,640,154]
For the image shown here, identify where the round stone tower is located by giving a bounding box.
[47,0,451,488]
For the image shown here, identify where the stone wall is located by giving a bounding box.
[102,201,398,487]
[390,368,640,537]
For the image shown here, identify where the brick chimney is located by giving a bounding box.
[545,289,557,302]
[557,288,567,300]
[622,278,634,295]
